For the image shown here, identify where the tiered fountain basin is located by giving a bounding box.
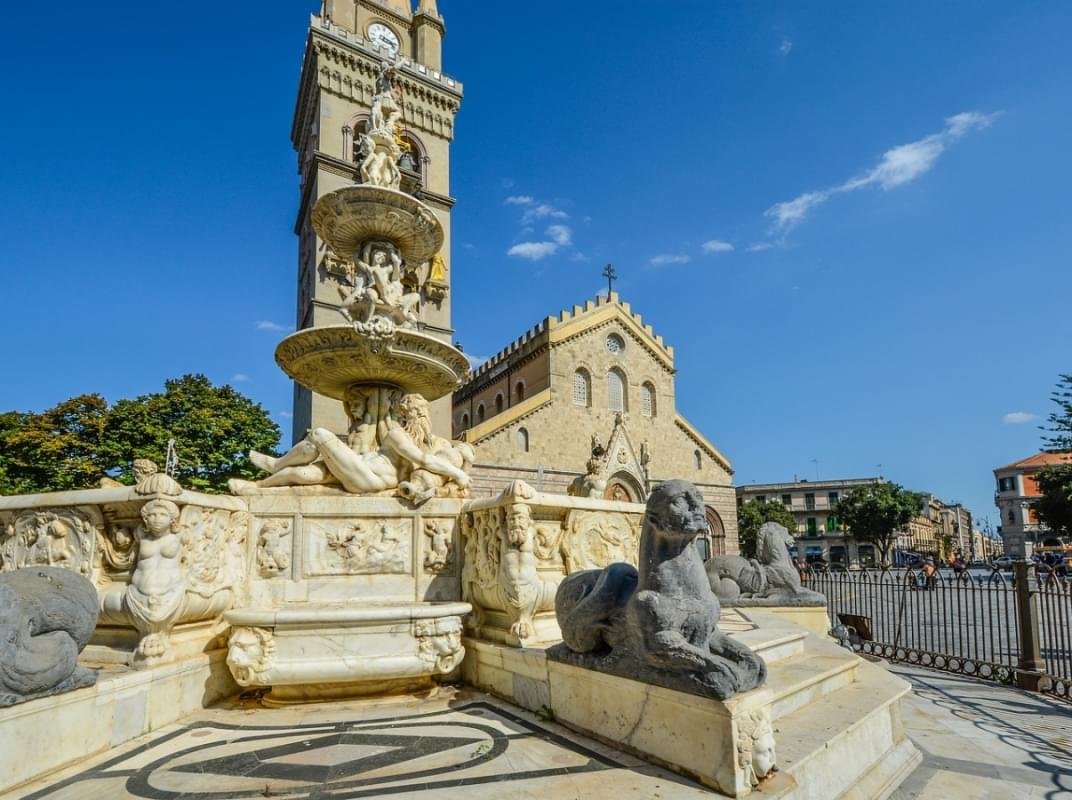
[275,324,470,403]
[311,184,442,266]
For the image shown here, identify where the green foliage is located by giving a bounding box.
[1033,464,1072,538]
[834,482,923,566]
[0,375,280,496]
[737,499,798,559]
[101,375,281,493]
[1042,373,1072,452]
[0,397,109,494]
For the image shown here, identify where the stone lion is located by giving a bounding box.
[549,480,767,701]
[0,567,99,706]
[706,522,825,606]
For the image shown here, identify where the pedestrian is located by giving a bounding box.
[923,558,937,590]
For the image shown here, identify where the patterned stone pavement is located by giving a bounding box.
[11,689,714,800]
[10,662,1072,799]
[889,664,1072,800]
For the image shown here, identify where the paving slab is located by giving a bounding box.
[888,663,1072,800]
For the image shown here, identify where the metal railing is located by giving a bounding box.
[808,563,1072,702]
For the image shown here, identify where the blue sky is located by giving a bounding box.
[1,1,1070,528]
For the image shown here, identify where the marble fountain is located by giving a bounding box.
[0,63,920,800]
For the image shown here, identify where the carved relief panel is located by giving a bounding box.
[179,507,249,599]
[560,510,641,573]
[305,518,412,576]
[0,508,99,576]
[256,518,293,579]
[422,518,456,575]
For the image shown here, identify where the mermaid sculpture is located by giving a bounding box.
[549,480,767,700]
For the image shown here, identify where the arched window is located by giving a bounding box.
[461,413,470,429]
[608,368,627,412]
[516,427,530,452]
[515,381,525,403]
[641,382,656,418]
[573,369,591,407]
[694,450,703,470]
[477,404,486,423]
[495,393,504,415]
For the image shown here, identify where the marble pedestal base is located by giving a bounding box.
[224,602,470,704]
[0,650,236,795]
[727,605,831,637]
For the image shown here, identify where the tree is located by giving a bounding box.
[737,499,798,559]
[1041,373,1072,452]
[0,375,281,496]
[101,374,281,493]
[834,482,922,567]
[1033,464,1072,539]
[0,396,109,494]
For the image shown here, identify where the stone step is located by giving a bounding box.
[767,658,918,800]
[765,650,860,721]
[735,622,809,665]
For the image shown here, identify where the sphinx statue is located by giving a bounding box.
[707,522,825,607]
[0,567,99,706]
[549,480,767,701]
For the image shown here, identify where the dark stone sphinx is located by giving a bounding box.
[0,567,100,707]
[548,480,767,700]
[707,522,826,607]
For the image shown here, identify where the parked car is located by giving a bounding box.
[993,556,1017,570]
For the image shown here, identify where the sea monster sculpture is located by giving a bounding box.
[0,567,99,706]
[706,522,825,606]
[549,479,767,701]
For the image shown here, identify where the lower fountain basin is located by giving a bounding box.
[224,601,471,704]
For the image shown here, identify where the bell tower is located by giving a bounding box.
[291,0,461,439]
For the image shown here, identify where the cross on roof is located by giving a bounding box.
[602,264,618,298]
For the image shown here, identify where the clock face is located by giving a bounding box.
[368,23,400,55]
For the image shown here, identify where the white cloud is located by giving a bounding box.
[277,411,293,419]
[766,111,999,234]
[231,373,251,383]
[766,190,829,233]
[779,37,793,56]
[649,254,691,267]
[507,225,573,261]
[522,203,569,224]
[1004,412,1039,425]
[571,252,592,262]
[546,224,572,246]
[508,241,559,261]
[256,320,288,332]
[702,240,735,254]
[505,195,578,259]
[747,242,775,252]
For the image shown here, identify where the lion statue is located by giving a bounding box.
[707,522,825,606]
[548,480,767,701]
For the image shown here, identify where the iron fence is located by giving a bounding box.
[808,564,1072,702]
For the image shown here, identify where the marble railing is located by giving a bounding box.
[0,475,249,668]
[461,480,646,647]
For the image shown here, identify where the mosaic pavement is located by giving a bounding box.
[14,691,713,800]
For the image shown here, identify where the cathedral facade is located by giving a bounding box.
[453,293,739,555]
